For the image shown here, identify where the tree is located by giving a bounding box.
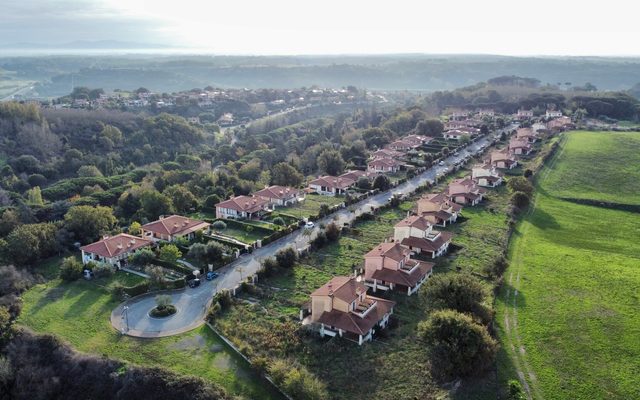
[373,174,391,191]
[271,162,304,187]
[129,221,142,236]
[212,220,227,231]
[417,309,498,378]
[205,241,225,264]
[317,149,345,176]
[158,244,182,263]
[422,273,492,323]
[100,124,123,145]
[275,247,297,269]
[187,243,208,265]
[507,176,534,197]
[203,194,221,210]
[129,248,154,266]
[5,223,58,265]
[0,210,20,237]
[25,186,43,206]
[356,176,371,190]
[164,185,197,214]
[325,222,340,242]
[511,191,530,209]
[64,205,116,244]
[155,294,172,309]
[77,165,103,177]
[272,217,285,226]
[59,257,83,281]
[416,119,444,137]
[145,265,165,286]
[139,190,174,221]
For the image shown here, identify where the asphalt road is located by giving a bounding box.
[112,127,513,337]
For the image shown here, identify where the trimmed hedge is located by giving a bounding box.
[123,281,150,297]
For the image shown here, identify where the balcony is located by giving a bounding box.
[351,298,377,318]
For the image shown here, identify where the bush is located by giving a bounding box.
[269,359,328,400]
[123,281,150,297]
[417,309,498,378]
[212,220,227,231]
[325,222,341,242]
[158,244,182,262]
[145,266,165,287]
[507,379,526,400]
[484,255,509,279]
[272,217,285,226]
[259,257,278,277]
[59,257,83,282]
[149,304,176,318]
[422,273,493,324]
[507,176,534,197]
[91,262,115,278]
[511,191,530,210]
[275,247,297,269]
[109,281,126,299]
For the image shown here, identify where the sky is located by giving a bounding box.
[2,0,640,56]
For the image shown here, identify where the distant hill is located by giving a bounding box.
[3,54,640,96]
[0,40,171,50]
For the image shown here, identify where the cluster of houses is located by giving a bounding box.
[303,155,510,344]
[215,185,306,219]
[79,215,211,268]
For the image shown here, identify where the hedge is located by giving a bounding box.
[151,258,198,275]
[203,218,276,236]
[203,234,248,250]
[124,281,150,297]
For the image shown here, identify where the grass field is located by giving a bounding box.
[497,131,640,400]
[274,194,345,219]
[18,272,279,399]
[542,131,640,205]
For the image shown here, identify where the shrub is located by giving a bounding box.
[507,176,534,197]
[269,359,328,400]
[59,257,83,282]
[422,273,492,324]
[511,191,530,210]
[129,248,155,266]
[92,262,115,278]
[325,222,341,242]
[417,309,498,378]
[212,220,227,231]
[275,247,297,269]
[213,289,232,310]
[123,281,149,297]
[145,266,165,287]
[109,281,126,299]
[507,379,526,400]
[272,217,285,226]
[373,174,391,191]
[484,255,509,279]
[310,231,327,249]
[158,244,182,262]
[259,257,278,277]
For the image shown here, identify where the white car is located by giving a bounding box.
[438,161,445,166]
[304,221,315,229]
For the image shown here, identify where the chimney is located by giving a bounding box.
[328,283,333,296]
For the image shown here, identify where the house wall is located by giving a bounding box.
[311,296,331,321]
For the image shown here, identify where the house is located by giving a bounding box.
[308,175,355,196]
[371,148,404,160]
[446,177,486,206]
[449,110,469,120]
[363,242,434,296]
[490,149,518,169]
[254,186,304,207]
[516,109,534,119]
[367,157,402,173]
[393,216,453,259]
[215,196,270,219]
[404,134,432,146]
[509,137,533,155]
[516,127,538,143]
[477,109,495,117]
[531,122,547,133]
[471,163,503,187]
[386,139,415,152]
[80,233,153,268]
[339,170,376,183]
[307,276,396,345]
[545,109,563,118]
[217,113,234,126]
[443,129,468,141]
[141,215,210,242]
[416,193,463,226]
[547,116,574,131]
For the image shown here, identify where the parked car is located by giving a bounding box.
[206,271,219,281]
[188,278,201,288]
[304,221,315,229]
[438,161,445,166]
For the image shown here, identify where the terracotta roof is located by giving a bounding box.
[339,170,373,181]
[215,196,269,213]
[253,186,301,200]
[370,260,433,287]
[371,149,404,159]
[311,276,366,303]
[142,215,210,236]
[364,242,409,262]
[315,296,395,336]
[395,215,432,231]
[422,209,454,221]
[368,157,402,168]
[401,231,453,253]
[309,175,355,190]
[80,233,152,259]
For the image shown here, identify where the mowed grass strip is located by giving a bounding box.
[498,131,640,400]
[542,131,640,205]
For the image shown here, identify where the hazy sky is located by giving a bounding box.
[2,0,640,55]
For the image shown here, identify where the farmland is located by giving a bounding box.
[497,131,640,400]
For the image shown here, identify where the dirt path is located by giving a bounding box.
[501,135,567,400]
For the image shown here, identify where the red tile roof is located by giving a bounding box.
[215,196,269,213]
[400,231,453,253]
[315,296,395,336]
[309,175,356,190]
[364,242,409,262]
[253,186,301,200]
[80,233,152,259]
[395,215,432,231]
[311,276,366,303]
[142,215,210,236]
[370,260,433,287]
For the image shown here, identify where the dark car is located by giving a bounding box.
[206,271,219,281]
[188,278,201,288]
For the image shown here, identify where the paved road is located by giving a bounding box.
[112,127,513,337]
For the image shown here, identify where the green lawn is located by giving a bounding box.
[542,131,640,205]
[213,226,267,244]
[497,131,640,400]
[18,271,279,400]
[274,194,345,219]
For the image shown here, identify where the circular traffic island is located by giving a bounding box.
[149,304,177,318]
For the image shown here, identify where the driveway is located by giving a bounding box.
[112,127,513,337]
